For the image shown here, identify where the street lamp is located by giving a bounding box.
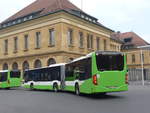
[140,49,144,86]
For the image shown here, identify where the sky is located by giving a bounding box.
[0,0,150,42]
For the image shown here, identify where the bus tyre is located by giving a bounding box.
[53,83,58,92]
[30,83,34,90]
[75,84,80,95]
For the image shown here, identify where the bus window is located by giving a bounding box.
[65,63,76,81]
[50,67,61,81]
[24,72,29,82]
[0,72,8,82]
[65,64,74,77]
[65,58,91,81]
[10,71,21,78]
[76,58,91,80]
[96,54,124,71]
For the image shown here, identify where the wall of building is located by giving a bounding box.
[110,39,121,51]
[124,49,150,69]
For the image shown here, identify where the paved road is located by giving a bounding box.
[0,86,150,113]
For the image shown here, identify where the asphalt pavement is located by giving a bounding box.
[0,86,150,113]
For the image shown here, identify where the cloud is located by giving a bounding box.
[0,0,36,22]
[70,0,150,23]
[139,34,150,43]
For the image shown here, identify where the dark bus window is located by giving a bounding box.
[24,67,61,82]
[0,72,8,82]
[96,54,124,71]
[10,70,21,78]
[24,71,33,82]
[65,64,74,77]
[77,58,91,80]
[24,72,28,82]
[65,57,91,81]
[50,67,61,81]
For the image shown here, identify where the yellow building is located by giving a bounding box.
[124,48,150,69]
[111,32,150,81]
[0,0,121,71]
[111,31,150,68]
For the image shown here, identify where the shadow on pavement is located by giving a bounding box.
[60,91,125,100]
[1,87,125,100]
[81,93,124,100]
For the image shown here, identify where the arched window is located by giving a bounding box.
[47,58,56,66]
[34,59,42,68]
[68,58,74,62]
[12,62,18,70]
[22,61,29,71]
[3,63,8,70]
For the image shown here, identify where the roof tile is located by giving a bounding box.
[2,0,82,23]
[113,32,149,46]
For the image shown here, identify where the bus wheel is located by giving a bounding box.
[30,83,34,90]
[53,83,58,92]
[75,84,80,95]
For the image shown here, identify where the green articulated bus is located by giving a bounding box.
[23,63,65,91]
[0,70,21,89]
[23,51,128,95]
[64,51,128,95]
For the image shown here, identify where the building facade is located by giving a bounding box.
[112,32,150,81]
[112,31,150,68]
[0,0,121,71]
[124,48,150,69]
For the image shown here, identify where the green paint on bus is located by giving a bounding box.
[23,51,128,95]
[0,70,22,89]
[64,51,128,94]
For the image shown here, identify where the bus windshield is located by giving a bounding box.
[96,53,124,71]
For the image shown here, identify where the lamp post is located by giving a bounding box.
[81,0,83,10]
[140,49,144,86]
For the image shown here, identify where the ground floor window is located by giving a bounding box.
[23,61,29,71]
[34,59,42,68]
[47,58,56,66]
[3,63,8,70]
[12,62,18,70]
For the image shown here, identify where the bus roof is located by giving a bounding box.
[0,70,9,73]
[96,51,123,55]
[71,56,90,63]
[69,51,124,63]
[25,63,66,71]
[70,53,93,63]
[49,63,66,67]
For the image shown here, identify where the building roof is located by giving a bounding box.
[118,32,149,46]
[3,0,81,23]
[111,32,149,46]
[0,0,113,32]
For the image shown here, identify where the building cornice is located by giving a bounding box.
[0,10,113,32]
[0,11,111,38]
[0,51,85,61]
